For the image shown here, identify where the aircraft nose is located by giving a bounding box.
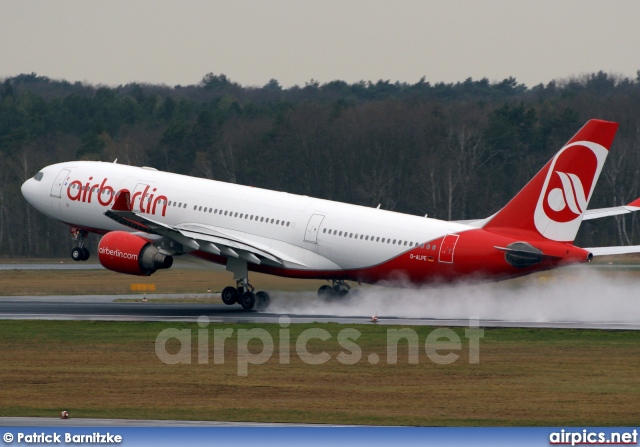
[21,178,36,205]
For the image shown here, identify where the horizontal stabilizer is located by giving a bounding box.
[585,245,640,256]
[583,198,640,220]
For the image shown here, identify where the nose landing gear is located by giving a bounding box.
[70,227,90,261]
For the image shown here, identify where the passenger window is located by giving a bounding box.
[339,231,343,236]
[287,222,290,227]
[234,212,238,217]
[194,205,197,210]
[349,233,353,238]
[239,213,243,218]
[393,239,397,244]
[270,219,274,224]
[365,236,369,241]
[323,229,326,233]
[260,217,264,222]
[276,220,280,225]
[224,211,228,216]
[381,238,385,243]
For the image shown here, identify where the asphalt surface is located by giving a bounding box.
[0,295,639,329]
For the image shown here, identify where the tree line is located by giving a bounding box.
[1,70,640,258]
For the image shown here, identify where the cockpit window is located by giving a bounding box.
[33,172,44,181]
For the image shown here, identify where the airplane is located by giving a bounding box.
[21,119,640,310]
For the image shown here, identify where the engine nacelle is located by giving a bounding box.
[98,231,173,276]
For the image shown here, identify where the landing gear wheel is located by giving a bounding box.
[221,286,238,305]
[71,247,84,261]
[318,285,335,301]
[240,291,256,310]
[255,291,271,310]
[319,280,351,301]
[81,247,90,261]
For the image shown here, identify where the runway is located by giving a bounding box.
[0,295,638,329]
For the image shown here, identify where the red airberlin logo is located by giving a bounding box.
[66,177,169,216]
[541,145,598,223]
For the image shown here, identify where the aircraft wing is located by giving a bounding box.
[104,191,308,268]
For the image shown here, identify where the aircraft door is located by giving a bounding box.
[50,169,71,198]
[304,214,325,243]
[438,234,459,264]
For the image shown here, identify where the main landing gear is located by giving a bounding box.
[221,279,271,310]
[318,280,351,301]
[70,227,90,261]
[221,258,270,311]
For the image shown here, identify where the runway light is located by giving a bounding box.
[60,410,69,419]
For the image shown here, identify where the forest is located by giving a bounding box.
[1,70,640,258]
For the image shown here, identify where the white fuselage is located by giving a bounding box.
[22,161,473,279]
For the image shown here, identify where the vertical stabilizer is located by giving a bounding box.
[483,119,619,242]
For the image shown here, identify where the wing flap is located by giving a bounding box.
[177,224,309,267]
[104,203,307,267]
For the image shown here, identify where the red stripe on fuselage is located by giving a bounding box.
[191,228,590,285]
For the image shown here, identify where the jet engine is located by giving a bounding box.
[98,231,173,276]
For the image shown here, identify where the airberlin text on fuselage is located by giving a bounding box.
[66,177,168,216]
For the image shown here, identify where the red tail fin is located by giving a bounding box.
[483,119,619,242]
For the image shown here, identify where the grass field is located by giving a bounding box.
[1,259,639,425]
[0,267,326,296]
[0,320,639,426]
